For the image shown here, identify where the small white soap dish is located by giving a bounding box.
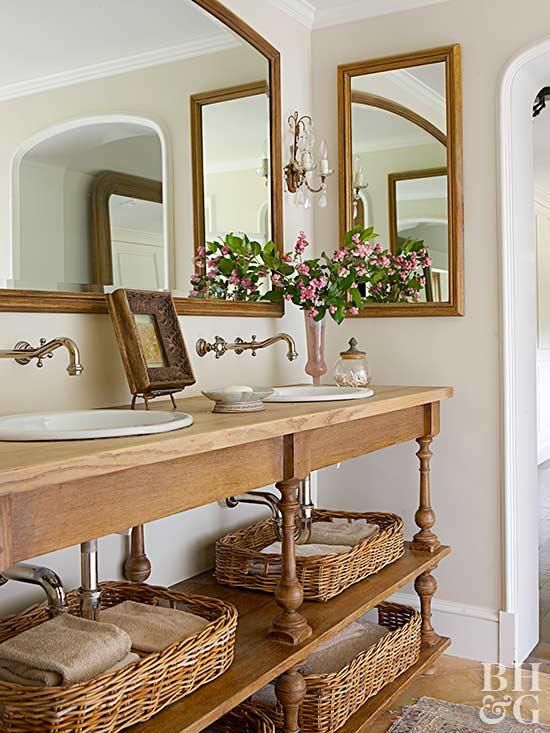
[202,385,274,413]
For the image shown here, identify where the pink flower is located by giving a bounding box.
[349,306,359,315]
[329,305,337,314]
[352,233,361,244]
[295,231,309,255]
[221,245,230,255]
[281,253,293,263]
[338,267,349,277]
[307,308,319,319]
[297,263,310,275]
[196,246,206,257]
[332,249,346,263]
[284,293,293,301]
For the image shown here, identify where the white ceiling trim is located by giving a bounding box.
[268,0,316,28]
[272,0,450,29]
[0,32,239,102]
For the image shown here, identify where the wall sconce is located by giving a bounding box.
[352,155,368,220]
[284,111,333,208]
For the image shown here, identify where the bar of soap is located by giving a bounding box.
[223,385,254,394]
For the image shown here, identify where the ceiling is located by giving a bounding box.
[0,1,238,99]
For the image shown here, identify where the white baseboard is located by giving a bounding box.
[538,439,550,465]
[390,592,500,663]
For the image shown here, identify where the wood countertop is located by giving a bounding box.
[0,385,452,570]
[0,385,452,496]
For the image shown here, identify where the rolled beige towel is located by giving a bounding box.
[100,600,208,653]
[0,652,140,688]
[309,520,379,547]
[0,613,132,687]
[260,542,352,556]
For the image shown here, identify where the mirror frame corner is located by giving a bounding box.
[338,43,464,317]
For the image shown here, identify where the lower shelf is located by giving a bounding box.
[337,636,451,732]
[129,543,450,733]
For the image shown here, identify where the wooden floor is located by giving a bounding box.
[370,655,550,732]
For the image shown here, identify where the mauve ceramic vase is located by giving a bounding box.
[304,312,327,385]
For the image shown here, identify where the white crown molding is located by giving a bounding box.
[0,32,239,102]
[269,0,316,28]
[313,0,449,29]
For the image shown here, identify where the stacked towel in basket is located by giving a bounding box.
[0,601,209,687]
[261,519,379,557]
[254,613,388,706]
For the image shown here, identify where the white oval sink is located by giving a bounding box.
[0,410,194,441]
[264,386,374,403]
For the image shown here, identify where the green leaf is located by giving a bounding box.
[351,287,363,308]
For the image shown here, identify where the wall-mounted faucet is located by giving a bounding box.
[0,563,69,616]
[196,333,298,362]
[0,337,83,376]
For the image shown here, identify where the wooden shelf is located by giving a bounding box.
[338,636,451,732]
[128,544,450,733]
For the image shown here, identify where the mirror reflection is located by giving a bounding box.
[0,0,275,305]
[348,60,452,305]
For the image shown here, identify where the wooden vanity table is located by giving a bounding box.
[0,385,452,733]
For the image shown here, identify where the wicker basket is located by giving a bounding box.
[206,703,276,732]
[0,581,238,733]
[257,603,421,733]
[216,510,404,602]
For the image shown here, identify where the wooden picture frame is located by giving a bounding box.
[191,80,270,267]
[90,171,163,287]
[0,0,284,318]
[338,44,464,317]
[107,289,195,407]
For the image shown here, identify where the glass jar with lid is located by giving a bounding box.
[333,338,371,388]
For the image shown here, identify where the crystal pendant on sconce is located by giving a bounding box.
[304,189,312,209]
[318,189,328,209]
[296,185,306,207]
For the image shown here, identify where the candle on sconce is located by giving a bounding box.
[319,140,330,176]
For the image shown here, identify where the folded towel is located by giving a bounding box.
[309,521,379,547]
[101,600,208,653]
[302,622,388,675]
[253,621,388,705]
[260,542,352,556]
[0,652,140,688]
[0,613,132,687]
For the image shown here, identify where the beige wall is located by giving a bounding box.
[0,0,313,615]
[311,0,550,637]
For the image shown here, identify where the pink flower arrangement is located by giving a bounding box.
[263,226,432,322]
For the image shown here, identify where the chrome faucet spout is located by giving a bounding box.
[0,563,69,615]
[0,337,83,376]
[196,333,298,362]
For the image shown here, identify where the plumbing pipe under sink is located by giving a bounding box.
[226,475,314,544]
[0,563,69,616]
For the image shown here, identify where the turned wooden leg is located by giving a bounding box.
[268,479,312,645]
[411,436,441,553]
[124,525,152,583]
[275,666,307,733]
[414,570,440,647]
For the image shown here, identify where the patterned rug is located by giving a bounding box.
[388,697,550,732]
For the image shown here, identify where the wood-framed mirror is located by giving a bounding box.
[338,45,464,316]
[0,0,283,317]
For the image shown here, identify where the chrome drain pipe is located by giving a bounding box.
[226,476,314,544]
[0,563,69,616]
[79,540,101,620]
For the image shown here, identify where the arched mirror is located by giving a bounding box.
[0,0,283,316]
[338,45,463,316]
